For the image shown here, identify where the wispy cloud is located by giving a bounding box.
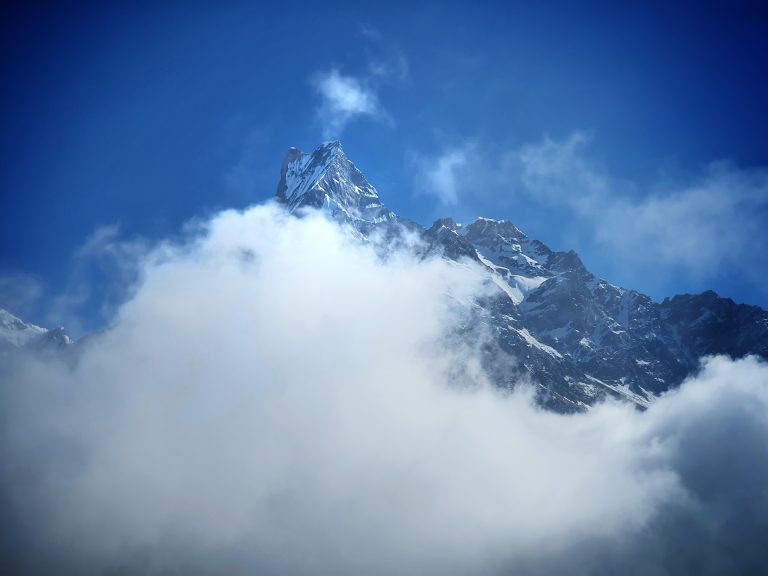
[311,69,385,139]
[412,143,477,206]
[0,226,152,336]
[358,24,409,82]
[515,132,768,281]
[311,29,406,139]
[413,132,768,293]
[358,23,382,42]
[0,272,43,319]
[46,224,150,335]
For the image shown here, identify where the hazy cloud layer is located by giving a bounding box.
[1,205,767,575]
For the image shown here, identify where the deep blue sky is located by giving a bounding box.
[2,1,768,332]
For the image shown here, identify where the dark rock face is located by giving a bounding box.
[277,143,768,412]
[660,292,768,360]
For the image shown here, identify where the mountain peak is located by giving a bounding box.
[0,308,73,351]
[0,308,47,349]
[462,217,527,244]
[276,142,394,225]
[320,139,343,151]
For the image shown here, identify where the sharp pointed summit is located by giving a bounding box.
[276,141,395,225]
[272,142,768,412]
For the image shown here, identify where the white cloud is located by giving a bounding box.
[516,132,768,280]
[312,69,384,138]
[311,30,407,139]
[1,204,767,574]
[414,132,768,289]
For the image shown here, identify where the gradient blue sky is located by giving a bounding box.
[2,1,768,333]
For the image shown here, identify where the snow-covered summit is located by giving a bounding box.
[0,308,46,348]
[276,142,768,411]
[462,217,527,243]
[276,141,394,225]
[0,308,72,351]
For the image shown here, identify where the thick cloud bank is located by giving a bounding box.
[1,205,767,575]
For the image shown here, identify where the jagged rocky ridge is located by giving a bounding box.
[3,141,766,412]
[277,141,768,412]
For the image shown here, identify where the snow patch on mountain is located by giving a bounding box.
[512,326,564,359]
[270,142,768,412]
[0,309,72,352]
[0,309,46,347]
[276,141,394,225]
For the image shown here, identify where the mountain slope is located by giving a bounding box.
[277,142,768,411]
